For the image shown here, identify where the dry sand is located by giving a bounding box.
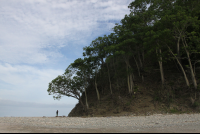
[0,114,200,133]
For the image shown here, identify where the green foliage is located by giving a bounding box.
[154,96,161,102]
[197,86,200,91]
[48,0,200,114]
[134,86,139,92]
[153,90,162,102]
[168,81,175,86]
[169,107,180,113]
[47,69,84,101]
[126,102,131,106]
[192,102,200,108]
[89,103,95,107]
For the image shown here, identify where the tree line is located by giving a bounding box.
[47,0,200,110]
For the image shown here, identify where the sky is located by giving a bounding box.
[0,0,132,117]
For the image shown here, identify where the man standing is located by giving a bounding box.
[56,110,58,117]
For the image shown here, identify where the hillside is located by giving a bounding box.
[46,0,200,118]
[68,66,200,117]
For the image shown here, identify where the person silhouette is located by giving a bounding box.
[56,110,58,117]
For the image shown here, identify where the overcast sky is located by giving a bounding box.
[0,0,132,117]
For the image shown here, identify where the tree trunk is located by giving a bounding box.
[142,46,145,82]
[113,58,119,90]
[79,99,85,110]
[106,62,112,95]
[125,58,133,94]
[142,49,144,64]
[101,58,104,66]
[133,55,140,77]
[167,45,190,87]
[177,37,182,65]
[84,88,89,109]
[84,74,89,109]
[138,49,143,68]
[95,75,100,101]
[156,48,165,87]
[130,73,134,93]
[194,61,200,76]
[127,71,131,93]
[182,37,197,90]
[137,46,144,82]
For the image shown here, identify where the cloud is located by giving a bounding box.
[0,0,132,114]
[0,62,79,104]
[0,0,131,64]
[0,63,62,85]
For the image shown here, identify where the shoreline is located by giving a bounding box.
[2,111,199,118]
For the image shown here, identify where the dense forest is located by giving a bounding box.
[47,0,200,117]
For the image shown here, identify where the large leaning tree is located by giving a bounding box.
[47,64,86,109]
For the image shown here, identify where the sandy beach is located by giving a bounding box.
[0,114,200,133]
